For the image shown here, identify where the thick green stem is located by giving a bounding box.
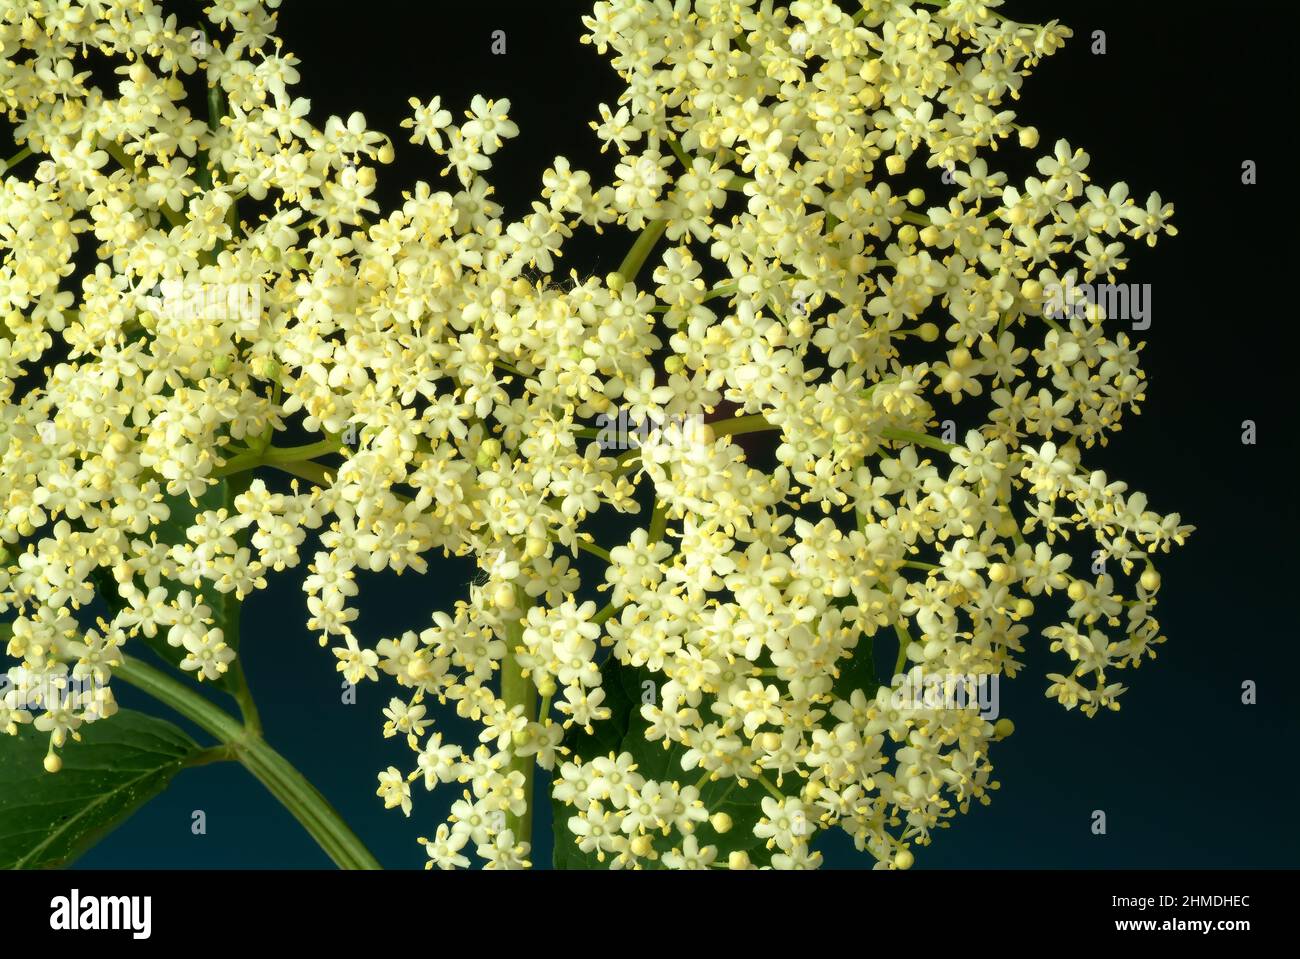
[213,437,341,478]
[880,427,955,453]
[114,655,380,870]
[617,218,668,283]
[711,413,778,438]
[2,146,32,173]
[576,538,612,562]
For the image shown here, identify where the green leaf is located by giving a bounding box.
[93,478,239,690]
[551,654,634,869]
[831,630,878,704]
[551,656,802,870]
[0,709,199,869]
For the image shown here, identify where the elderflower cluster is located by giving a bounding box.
[0,0,1189,869]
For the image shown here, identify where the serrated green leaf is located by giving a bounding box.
[0,709,199,869]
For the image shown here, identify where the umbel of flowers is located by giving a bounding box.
[0,0,1188,870]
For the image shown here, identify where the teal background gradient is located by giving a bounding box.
[75,0,1300,868]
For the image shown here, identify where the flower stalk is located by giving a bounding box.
[114,655,380,870]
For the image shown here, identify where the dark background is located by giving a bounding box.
[74,0,1299,868]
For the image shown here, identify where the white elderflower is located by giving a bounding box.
[0,0,1188,874]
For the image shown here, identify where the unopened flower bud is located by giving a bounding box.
[476,437,502,469]
[994,718,1015,740]
[252,356,279,379]
[44,752,62,774]
[893,849,914,870]
[710,812,732,834]
[1139,566,1161,592]
[728,850,752,870]
[689,422,715,446]
[492,582,515,609]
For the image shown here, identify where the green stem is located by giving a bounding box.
[666,136,692,172]
[183,744,237,768]
[892,619,914,677]
[265,438,340,463]
[114,655,380,870]
[268,459,336,487]
[711,413,778,438]
[755,773,785,800]
[617,218,668,283]
[3,146,32,173]
[879,427,955,453]
[900,560,941,572]
[702,281,740,303]
[214,438,339,478]
[648,500,669,543]
[576,538,612,563]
